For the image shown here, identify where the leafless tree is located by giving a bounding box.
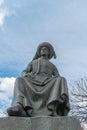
[70,78,87,122]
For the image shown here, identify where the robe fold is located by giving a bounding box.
[11,58,70,116]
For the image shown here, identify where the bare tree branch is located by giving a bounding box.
[70,78,87,122]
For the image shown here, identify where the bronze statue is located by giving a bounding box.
[7,42,70,117]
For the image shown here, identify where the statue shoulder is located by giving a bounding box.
[49,61,58,70]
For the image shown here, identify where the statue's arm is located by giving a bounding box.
[21,62,32,77]
[52,65,60,77]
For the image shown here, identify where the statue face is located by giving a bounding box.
[40,47,49,57]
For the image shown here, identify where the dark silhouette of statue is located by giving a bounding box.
[7,42,70,117]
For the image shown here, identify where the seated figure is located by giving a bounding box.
[7,42,70,117]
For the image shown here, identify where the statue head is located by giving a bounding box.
[33,42,56,60]
[40,46,50,58]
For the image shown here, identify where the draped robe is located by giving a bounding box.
[11,58,70,116]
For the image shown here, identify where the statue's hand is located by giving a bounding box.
[24,73,29,77]
[22,72,29,77]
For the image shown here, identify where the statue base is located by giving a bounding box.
[0,116,81,130]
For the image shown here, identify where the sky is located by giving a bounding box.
[0,0,87,117]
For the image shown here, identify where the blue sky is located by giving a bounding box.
[0,0,87,82]
[0,0,87,116]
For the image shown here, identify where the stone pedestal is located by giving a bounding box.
[0,116,81,130]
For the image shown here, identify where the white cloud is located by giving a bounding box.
[0,109,6,117]
[0,0,9,29]
[0,0,15,29]
[0,77,15,98]
[0,77,15,116]
[0,0,8,28]
[0,8,9,29]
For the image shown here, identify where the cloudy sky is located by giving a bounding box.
[0,0,87,116]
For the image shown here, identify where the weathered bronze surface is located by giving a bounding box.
[7,42,70,117]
